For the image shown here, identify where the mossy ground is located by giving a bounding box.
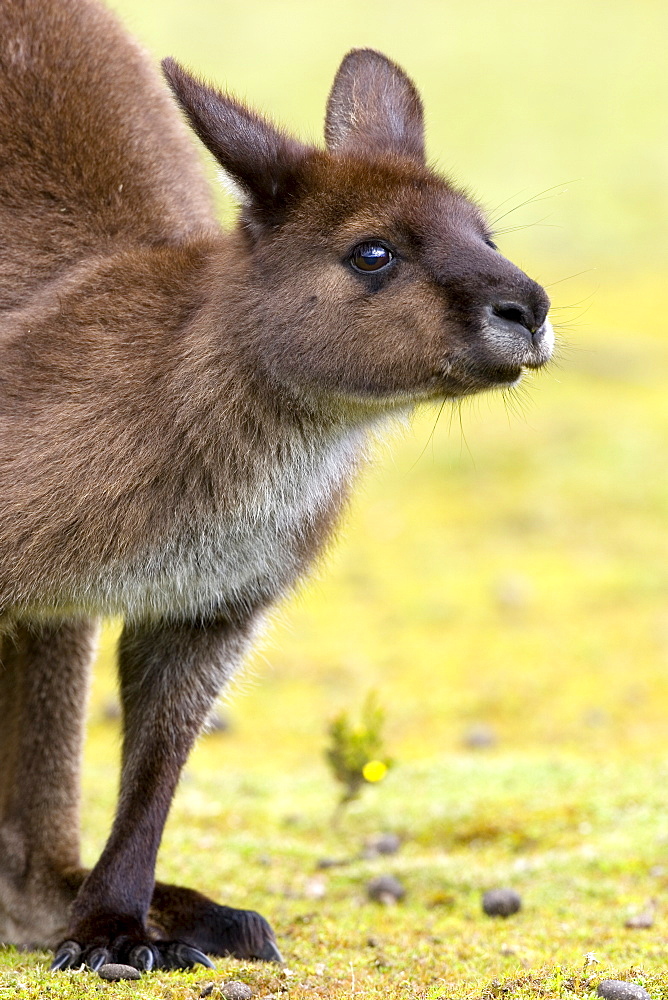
[1,0,666,996]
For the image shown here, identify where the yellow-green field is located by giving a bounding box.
[1,0,667,998]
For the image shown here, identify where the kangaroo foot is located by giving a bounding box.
[51,917,214,972]
[50,882,282,972]
[149,882,283,962]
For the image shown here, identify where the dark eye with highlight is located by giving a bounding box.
[484,237,498,251]
[349,242,394,273]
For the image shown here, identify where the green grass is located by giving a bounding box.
[2,0,667,996]
[4,756,668,999]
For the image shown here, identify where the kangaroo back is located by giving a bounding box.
[0,0,215,310]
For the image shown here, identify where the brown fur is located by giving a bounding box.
[0,0,553,972]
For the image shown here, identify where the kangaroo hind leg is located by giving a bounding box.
[0,618,98,948]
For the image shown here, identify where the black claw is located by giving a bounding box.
[50,941,81,972]
[256,938,284,964]
[50,952,72,972]
[87,947,109,972]
[129,944,155,972]
[175,944,215,969]
[50,953,74,972]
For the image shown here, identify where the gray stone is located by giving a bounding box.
[462,724,497,749]
[624,900,656,929]
[97,963,141,981]
[220,981,253,1000]
[316,856,350,869]
[367,874,405,904]
[597,980,651,1000]
[482,888,522,917]
[362,832,401,857]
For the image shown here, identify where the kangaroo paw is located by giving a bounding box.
[150,882,283,962]
[50,929,215,973]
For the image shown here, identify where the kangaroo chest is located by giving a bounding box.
[114,426,369,621]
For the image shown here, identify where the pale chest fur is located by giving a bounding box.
[88,423,372,621]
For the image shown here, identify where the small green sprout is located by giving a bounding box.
[325,692,393,819]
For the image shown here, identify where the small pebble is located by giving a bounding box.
[97,963,141,981]
[367,874,405,904]
[316,856,350,869]
[362,832,401,858]
[624,900,656,929]
[482,888,522,918]
[220,981,253,1000]
[462,724,497,750]
[597,980,651,1000]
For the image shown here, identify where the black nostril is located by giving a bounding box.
[492,301,536,333]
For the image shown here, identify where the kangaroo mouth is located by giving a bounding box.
[436,316,554,399]
[476,313,554,384]
[436,364,522,398]
[482,314,555,371]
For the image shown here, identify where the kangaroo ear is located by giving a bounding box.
[162,58,309,219]
[325,49,425,163]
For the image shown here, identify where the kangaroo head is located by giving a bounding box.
[162,50,552,411]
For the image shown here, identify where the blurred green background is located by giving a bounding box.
[109,0,668,277]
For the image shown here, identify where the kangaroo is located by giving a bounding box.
[0,0,554,975]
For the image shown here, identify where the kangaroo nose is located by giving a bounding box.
[491,300,549,341]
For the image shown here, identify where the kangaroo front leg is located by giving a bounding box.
[52,613,273,973]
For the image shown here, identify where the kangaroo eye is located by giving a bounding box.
[349,242,394,273]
